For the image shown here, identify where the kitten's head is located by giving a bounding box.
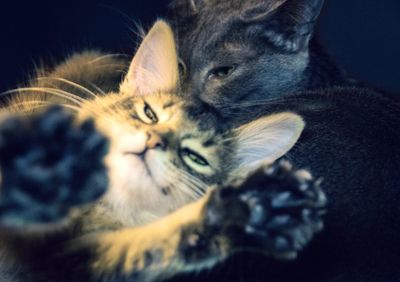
[169,0,324,106]
[81,21,304,225]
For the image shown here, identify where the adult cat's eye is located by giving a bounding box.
[180,148,209,168]
[178,58,187,78]
[207,65,237,80]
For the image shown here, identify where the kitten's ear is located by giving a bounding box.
[232,113,304,175]
[241,0,324,52]
[120,20,179,96]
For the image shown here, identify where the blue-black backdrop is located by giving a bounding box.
[0,0,399,94]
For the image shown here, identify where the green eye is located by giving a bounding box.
[144,103,158,123]
[180,148,209,167]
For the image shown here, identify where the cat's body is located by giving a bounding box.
[0,21,325,281]
[168,0,400,281]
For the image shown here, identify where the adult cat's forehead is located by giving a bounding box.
[177,19,262,73]
[173,0,286,22]
[173,0,290,59]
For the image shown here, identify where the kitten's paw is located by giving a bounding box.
[0,106,109,227]
[204,160,327,259]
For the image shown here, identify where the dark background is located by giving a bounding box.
[0,0,399,94]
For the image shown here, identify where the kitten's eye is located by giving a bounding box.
[137,103,158,124]
[208,65,237,80]
[180,148,209,168]
[144,104,158,123]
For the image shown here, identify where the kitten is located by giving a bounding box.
[0,21,325,281]
[168,1,400,281]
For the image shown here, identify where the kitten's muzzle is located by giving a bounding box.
[124,131,167,158]
[146,131,167,151]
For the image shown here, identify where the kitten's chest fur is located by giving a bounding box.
[79,187,186,233]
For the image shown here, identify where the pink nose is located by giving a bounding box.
[146,132,165,150]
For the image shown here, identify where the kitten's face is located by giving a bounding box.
[80,21,305,225]
[76,22,228,224]
[170,0,323,112]
[87,92,226,224]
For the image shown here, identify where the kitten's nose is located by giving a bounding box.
[146,132,166,150]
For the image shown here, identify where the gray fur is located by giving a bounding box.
[168,0,348,111]
[167,1,400,281]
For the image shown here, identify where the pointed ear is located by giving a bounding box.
[169,0,208,16]
[232,112,305,175]
[120,20,179,96]
[241,0,324,52]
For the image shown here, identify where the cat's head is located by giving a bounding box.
[81,21,304,225]
[169,0,324,106]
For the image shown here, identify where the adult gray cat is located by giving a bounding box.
[169,0,353,106]
[168,0,400,282]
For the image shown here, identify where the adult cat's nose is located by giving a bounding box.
[146,131,166,150]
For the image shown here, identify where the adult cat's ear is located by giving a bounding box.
[169,0,207,16]
[232,112,304,175]
[241,0,324,52]
[120,20,179,96]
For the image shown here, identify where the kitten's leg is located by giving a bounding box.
[0,106,109,228]
[69,161,326,282]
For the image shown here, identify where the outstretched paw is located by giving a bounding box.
[0,106,109,227]
[204,160,327,259]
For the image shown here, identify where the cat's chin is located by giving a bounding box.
[103,152,172,225]
[112,153,157,189]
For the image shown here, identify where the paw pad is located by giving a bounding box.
[204,160,327,259]
[0,106,109,227]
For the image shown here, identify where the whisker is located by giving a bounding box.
[4,100,51,113]
[88,53,128,64]
[4,87,115,120]
[8,101,81,114]
[59,104,84,113]
[216,96,318,111]
[87,82,107,96]
[1,87,84,105]
[165,163,208,199]
[216,97,289,109]
[165,169,201,199]
[90,63,127,70]
[36,77,99,98]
